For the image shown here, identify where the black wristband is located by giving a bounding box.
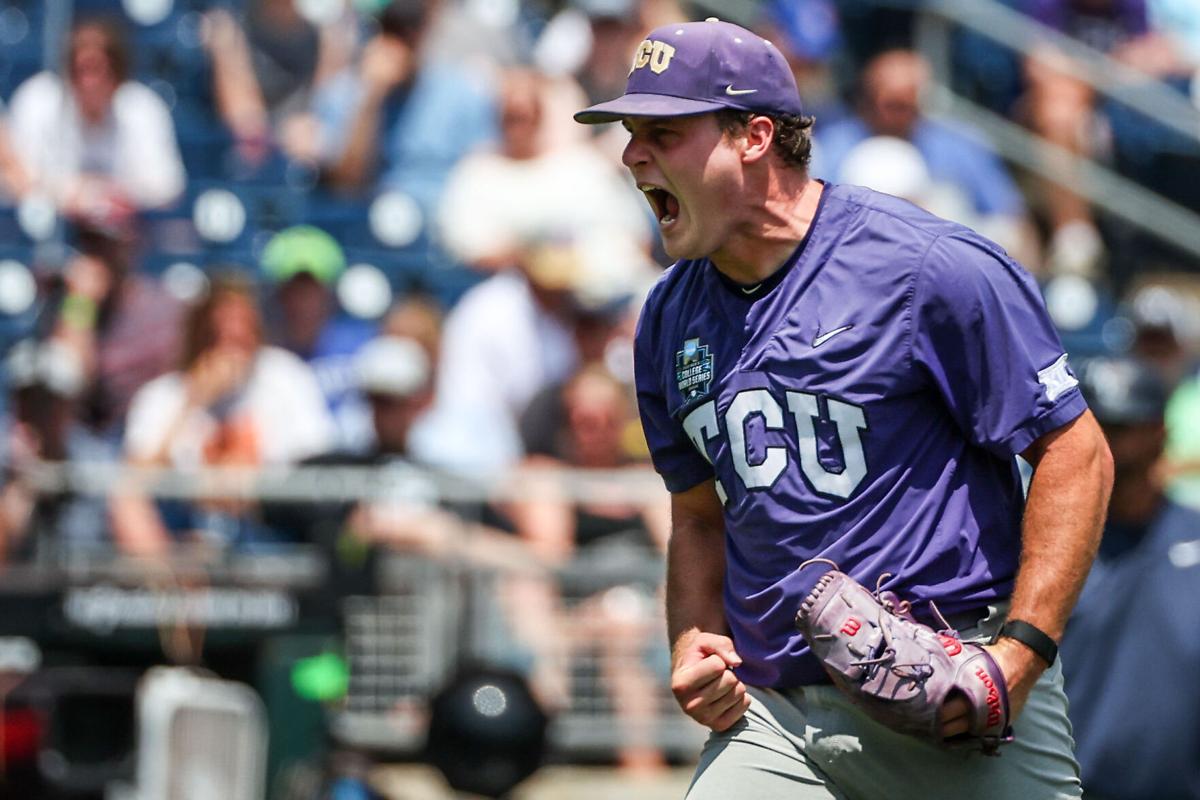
[997,619,1058,666]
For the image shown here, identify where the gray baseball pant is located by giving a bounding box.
[686,608,1082,800]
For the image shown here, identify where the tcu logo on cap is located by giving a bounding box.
[630,39,676,75]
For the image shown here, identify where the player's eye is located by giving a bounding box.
[651,128,678,146]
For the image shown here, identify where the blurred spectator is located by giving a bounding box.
[534,0,686,162]
[509,364,669,771]
[260,225,376,451]
[419,62,653,474]
[1017,0,1197,276]
[373,294,444,458]
[312,0,498,210]
[110,275,334,556]
[314,335,529,563]
[416,233,652,475]
[0,339,103,560]
[0,221,185,561]
[1024,0,1150,50]
[7,17,186,227]
[836,136,979,227]
[1147,0,1200,62]
[814,50,1038,265]
[0,115,30,201]
[381,293,443,365]
[573,0,645,107]
[203,0,357,166]
[437,66,649,272]
[260,333,540,799]
[352,336,432,460]
[413,245,578,474]
[263,334,437,557]
[756,0,845,121]
[46,225,184,445]
[520,294,642,460]
[1060,354,1200,800]
[1125,283,1200,390]
[534,0,643,107]
[262,333,539,597]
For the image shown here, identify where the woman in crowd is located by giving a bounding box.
[110,274,333,556]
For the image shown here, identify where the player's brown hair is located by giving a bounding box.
[716,110,815,172]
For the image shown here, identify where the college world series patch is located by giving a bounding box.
[676,338,714,401]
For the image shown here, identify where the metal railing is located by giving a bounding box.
[332,554,702,760]
[897,0,1200,260]
[928,87,1200,257]
[913,0,1200,144]
[16,460,670,506]
[1,460,699,761]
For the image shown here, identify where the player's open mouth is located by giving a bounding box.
[639,184,680,226]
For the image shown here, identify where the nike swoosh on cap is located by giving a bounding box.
[725,85,758,96]
[812,325,853,347]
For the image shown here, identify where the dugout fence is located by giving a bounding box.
[1,461,704,770]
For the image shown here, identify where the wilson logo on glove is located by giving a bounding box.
[795,558,1014,755]
[938,634,963,656]
[975,667,1003,727]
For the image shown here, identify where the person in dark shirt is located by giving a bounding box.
[264,334,532,571]
[1061,354,1200,800]
[511,364,669,771]
[50,225,183,444]
[260,225,376,451]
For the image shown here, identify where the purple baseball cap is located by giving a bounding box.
[574,17,804,124]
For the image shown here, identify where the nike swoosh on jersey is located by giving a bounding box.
[725,85,759,96]
[740,283,763,294]
[812,324,854,347]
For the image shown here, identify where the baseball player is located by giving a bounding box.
[574,18,1113,799]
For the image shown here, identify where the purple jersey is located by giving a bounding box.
[635,183,1087,688]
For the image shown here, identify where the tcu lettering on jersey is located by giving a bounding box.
[681,389,869,504]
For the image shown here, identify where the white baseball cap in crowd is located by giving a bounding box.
[354,336,431,398]
[837,136,933,202]
[6,339,86,398]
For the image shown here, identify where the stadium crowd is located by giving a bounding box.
[0,0,1198,794]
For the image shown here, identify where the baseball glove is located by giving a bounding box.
[794,559,1013,755]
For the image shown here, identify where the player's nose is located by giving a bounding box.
[621,134,649,170]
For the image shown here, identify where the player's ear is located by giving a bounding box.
[740,115,775,164]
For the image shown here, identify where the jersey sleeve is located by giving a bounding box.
[911,232,1087,458]
[633,286,714,493]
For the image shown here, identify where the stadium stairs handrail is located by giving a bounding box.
[888,0,1200,259]
[916,0,1200,143]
